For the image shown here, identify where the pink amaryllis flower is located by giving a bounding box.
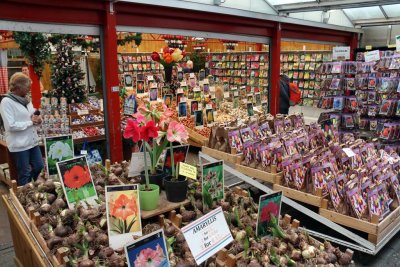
[123,119,141,142]
[133,247,164,267]
[133,112,146,125]
[162,103,174,118]
[167,121,188,143]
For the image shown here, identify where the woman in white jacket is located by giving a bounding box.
[0,73,43,185]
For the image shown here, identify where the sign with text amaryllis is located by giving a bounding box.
[181,207,233,265]
[44,135,74,176]
[332,46,350,60]
[105,184,142,250]
[256,191,282,237]
[56,156,98,209]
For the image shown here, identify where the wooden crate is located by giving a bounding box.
[319,199,400,244]
[273,182,324,207]
[185,126,208,147]
[2,195,50,267]
[8,181,66,266]
[234,163,282,184]
[201,146,242,164]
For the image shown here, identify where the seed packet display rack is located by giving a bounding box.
[199,152,400,255]
[280,50,332,107]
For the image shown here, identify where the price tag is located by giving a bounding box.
[365,45,372,50]
[332,46,350,60]
[77,109,89,115]
[180,81,187,87]
[343,148,356,157]
[190,73,195,78]
[209,86,215,93]
[181,207,233,265]
[80,150,87,155]
[177,88,184,94]
[177,67,183,72]
[364,50,380,62]
[206,104,212,109]
[147,75,154,81]
[396,35,400,52]
[224,92,230,98]
[179,162,197,179]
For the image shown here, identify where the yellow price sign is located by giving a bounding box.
[179,162,197,180]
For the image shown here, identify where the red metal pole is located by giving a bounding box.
[103,2,123,162]
[270,23,281,115]
[28,65,41,109]
[349,33,358,61]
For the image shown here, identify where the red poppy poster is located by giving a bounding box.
[106,185,142,249]
[256,191,282,237]
[56,156,98,209]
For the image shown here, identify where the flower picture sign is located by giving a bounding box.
[44,135,74,176]
[256,191,282,237]
[125,229,170,267]
[106,185,142,249]
[201,161,224,211]
[56,156,98,209]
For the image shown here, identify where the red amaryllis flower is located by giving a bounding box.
[63,165,91,189]
[124,119,141,142]
[164,151,186,168]
[140,120,158,142]
[260,202,279,222]
[110,194,137,220]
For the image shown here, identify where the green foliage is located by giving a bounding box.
[49,34,99,50]
[117,33,142,46]
[13,32,51,76]
[190,52,206,73]
[51,40,86,103]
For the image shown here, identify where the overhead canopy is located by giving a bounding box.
[270,0,400,27]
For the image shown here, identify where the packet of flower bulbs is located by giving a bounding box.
[106,184,142,249]
[45,135,74,177]
[256,191,282,238]
[56,156,98,209]
[125,229,170,267]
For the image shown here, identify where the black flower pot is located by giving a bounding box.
[140,169,164,193]
[164,175,188,203]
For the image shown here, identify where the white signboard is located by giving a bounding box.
[396,35,400,52]
[181,207,233,265]
[332,46,350,60]
[364,50,380,62]
[343,148,356,158]
[128,152,151,177]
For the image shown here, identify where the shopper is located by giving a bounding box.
[279,74,290,114]
[0,72,44,185]
[21,63,44,92]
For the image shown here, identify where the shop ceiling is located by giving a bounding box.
[270,0,400,27]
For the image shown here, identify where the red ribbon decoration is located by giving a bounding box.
[28,64,41,109]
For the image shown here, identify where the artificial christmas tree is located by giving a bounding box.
[51,40,85,103]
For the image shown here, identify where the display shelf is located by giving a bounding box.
[185,126,208,147]
[141,191,190,220]
[234,163,281,184]
[319,200,400,244]
[73,135,106,144]
[273,184,324,207]
[201,146,242,164]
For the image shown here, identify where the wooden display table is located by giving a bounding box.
[0,140,16,186]
[201,146,242,164]
[141,191,190,219]
[2,194,50,267]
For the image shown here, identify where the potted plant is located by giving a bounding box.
[123,103,168,210]
[163,121,189,202]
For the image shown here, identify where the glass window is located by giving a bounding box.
[343,6,385,20]
[382,4,400,18]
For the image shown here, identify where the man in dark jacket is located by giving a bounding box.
[279,74,290,114]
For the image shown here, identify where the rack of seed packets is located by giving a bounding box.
[38,97,71,137]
